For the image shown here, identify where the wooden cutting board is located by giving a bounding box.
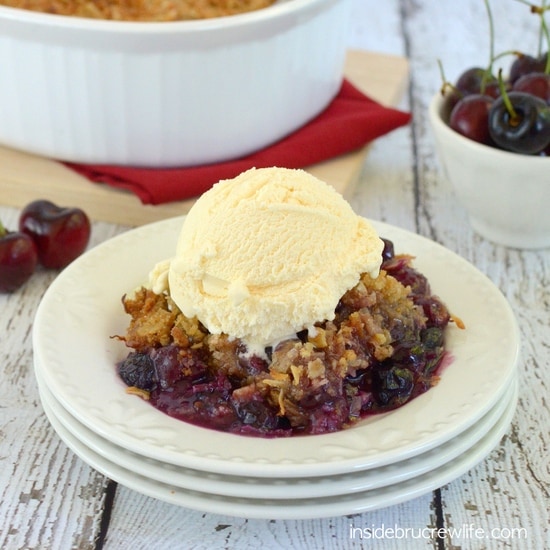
[0,50,408,227]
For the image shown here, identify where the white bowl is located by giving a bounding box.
[429,93,550,250]
[0,0,352,167]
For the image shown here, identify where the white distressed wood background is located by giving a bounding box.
[1,1,548,549]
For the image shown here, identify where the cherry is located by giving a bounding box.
[489,91,550,154]
[483,80,500,99]
[19,200,91,269]
[513,72,550,103]
[0,220,38,293]
[509,53,546,84]
[449,94,495,145]
[455,67,500,98]
[441,89,462,113]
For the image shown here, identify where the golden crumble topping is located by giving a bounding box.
[0,0,276,21]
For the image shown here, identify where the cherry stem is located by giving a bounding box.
[496,68,520,125]
[0,219,6,238]
[540,6,550,72]
[437,59,462,97]
[493,49,524,62]
[514,0,550,60]
[482,0,496,92]
[491,50,526,75]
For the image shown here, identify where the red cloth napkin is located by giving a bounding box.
[65,80,411,205]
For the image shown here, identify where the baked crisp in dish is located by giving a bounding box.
[0,0,277,20]
[115,240,461,437]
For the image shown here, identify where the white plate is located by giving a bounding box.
[38,375,518,520]
[33,217,520,477]
[36,364,516,500]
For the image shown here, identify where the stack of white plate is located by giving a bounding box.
[33,218,520,520]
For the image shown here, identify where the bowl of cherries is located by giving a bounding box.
[429,3,550,249]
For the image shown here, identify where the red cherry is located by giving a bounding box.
[513,72,550,104]
[455,67,499,98]
[449,94,495,145]
[442,89,462,112]
[0,221,38,293]
[509,53,546,84]
[19,200,91,269]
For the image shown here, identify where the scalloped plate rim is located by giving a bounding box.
[33,216,520,477]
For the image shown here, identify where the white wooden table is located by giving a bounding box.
[1,1,548,548]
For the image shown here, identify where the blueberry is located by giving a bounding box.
[372,365,414,408]
[117,352,156,390]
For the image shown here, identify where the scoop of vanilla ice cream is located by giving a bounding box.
[167,167,383,354]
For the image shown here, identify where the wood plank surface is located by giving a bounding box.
[0,50,409,227]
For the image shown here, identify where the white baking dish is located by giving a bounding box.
[0,0,352,167]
